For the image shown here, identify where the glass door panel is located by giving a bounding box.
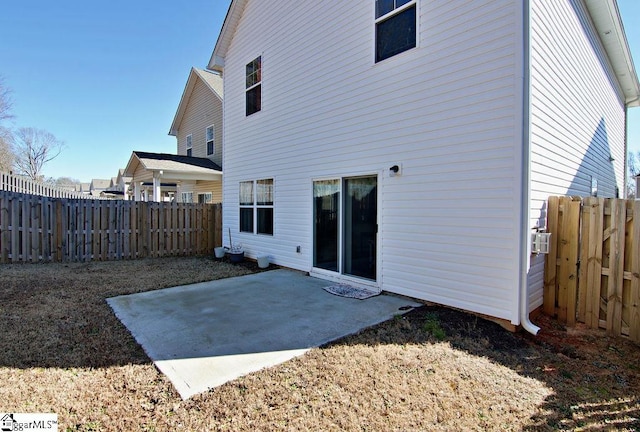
[313,180,340,271]
[343,176,377,280]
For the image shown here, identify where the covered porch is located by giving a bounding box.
[124,151,222,202]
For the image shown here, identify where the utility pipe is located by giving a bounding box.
[519,0,540,335]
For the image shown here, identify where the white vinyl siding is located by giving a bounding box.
[222,0,523,322]
[527,0,627,310]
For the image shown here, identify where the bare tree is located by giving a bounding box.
[0,77,12,122]
[11,127,64,180]
[0,129,13,171]
[628,151,639,199]
[0,77,15,172]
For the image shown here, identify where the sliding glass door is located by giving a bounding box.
[313,176,377,281]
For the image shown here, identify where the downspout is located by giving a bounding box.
[519,0,540,335]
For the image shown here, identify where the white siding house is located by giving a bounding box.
[209,0,640,330]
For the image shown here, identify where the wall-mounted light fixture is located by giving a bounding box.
[389,164,401,177]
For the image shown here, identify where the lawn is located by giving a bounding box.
[0,257,638,431]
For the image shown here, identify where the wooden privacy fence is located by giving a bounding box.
[0,191,222,263]
[544,196,640,342]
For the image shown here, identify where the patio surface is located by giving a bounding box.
[108,269,421,399]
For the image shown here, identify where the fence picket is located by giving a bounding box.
[606,200,626,337]
[583,197,604,328]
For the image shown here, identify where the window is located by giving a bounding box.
[375,0,416,63]
[246,56,261,116]
[181,192,193,203]
[239,179,273,235]
[206,125,215,156]
[198,192,213,204]
[186,134,192,157]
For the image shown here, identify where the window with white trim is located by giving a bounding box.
[246,56,261,116]
[186,134,192,157]
[375,0,416,63]
[239,179,273,235]
[206,125,215,156]
[198,192,213,204]
[181,192,193,203]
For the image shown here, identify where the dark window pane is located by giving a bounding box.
[240,208,253,232]
[246,84,261,116]
[257,208,273,235]
[376,0,394,18]
[186,148,192,157]
[376,5,416,62]
[207,141,214,155]
[246,57,261,88]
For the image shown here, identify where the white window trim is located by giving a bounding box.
[181,191,193,203]
[375,0,416,21]
[246,56,262,116]
[206,125,215,156]
[186,134,193,156]
[198,192,213,204]
[239,178,274,235]
[374,0,418,63]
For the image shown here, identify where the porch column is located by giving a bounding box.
[153,173,161,202]
[134,181,142,201]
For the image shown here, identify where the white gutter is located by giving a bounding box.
[519,0,540,335]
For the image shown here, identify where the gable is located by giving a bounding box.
[169,68,223,136]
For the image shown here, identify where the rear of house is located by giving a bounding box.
[210,0,639,328]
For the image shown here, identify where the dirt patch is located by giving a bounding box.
[0,257,638,431]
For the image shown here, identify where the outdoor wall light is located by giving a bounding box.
[390,165,399,173]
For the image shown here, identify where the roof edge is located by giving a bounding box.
[208,0,248,72]
[584,0,640,107]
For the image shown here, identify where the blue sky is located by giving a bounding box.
[0,0,639,183]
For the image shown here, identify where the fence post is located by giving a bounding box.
[544,196,559,316]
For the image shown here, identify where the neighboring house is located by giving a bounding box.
[168,67,224,203]
[208,0,640,332]
[125,67,224,203]
[101,170,132,199]
[76,182,90,195]
[124,151,222,202]
[89,178,111,197]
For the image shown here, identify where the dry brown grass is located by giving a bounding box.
[0,257,638,431]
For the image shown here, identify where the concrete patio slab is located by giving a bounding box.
[108,269,421,399]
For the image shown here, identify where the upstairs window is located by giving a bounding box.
[246,56,262,116]
[375,0,416,63]
[186,134,192,157]
[206,125,215,155]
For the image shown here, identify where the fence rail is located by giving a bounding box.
[0,191,222,263]
[1,171,102,199]
[544,196,640,342]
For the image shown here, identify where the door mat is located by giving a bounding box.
[323,284,379,300]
